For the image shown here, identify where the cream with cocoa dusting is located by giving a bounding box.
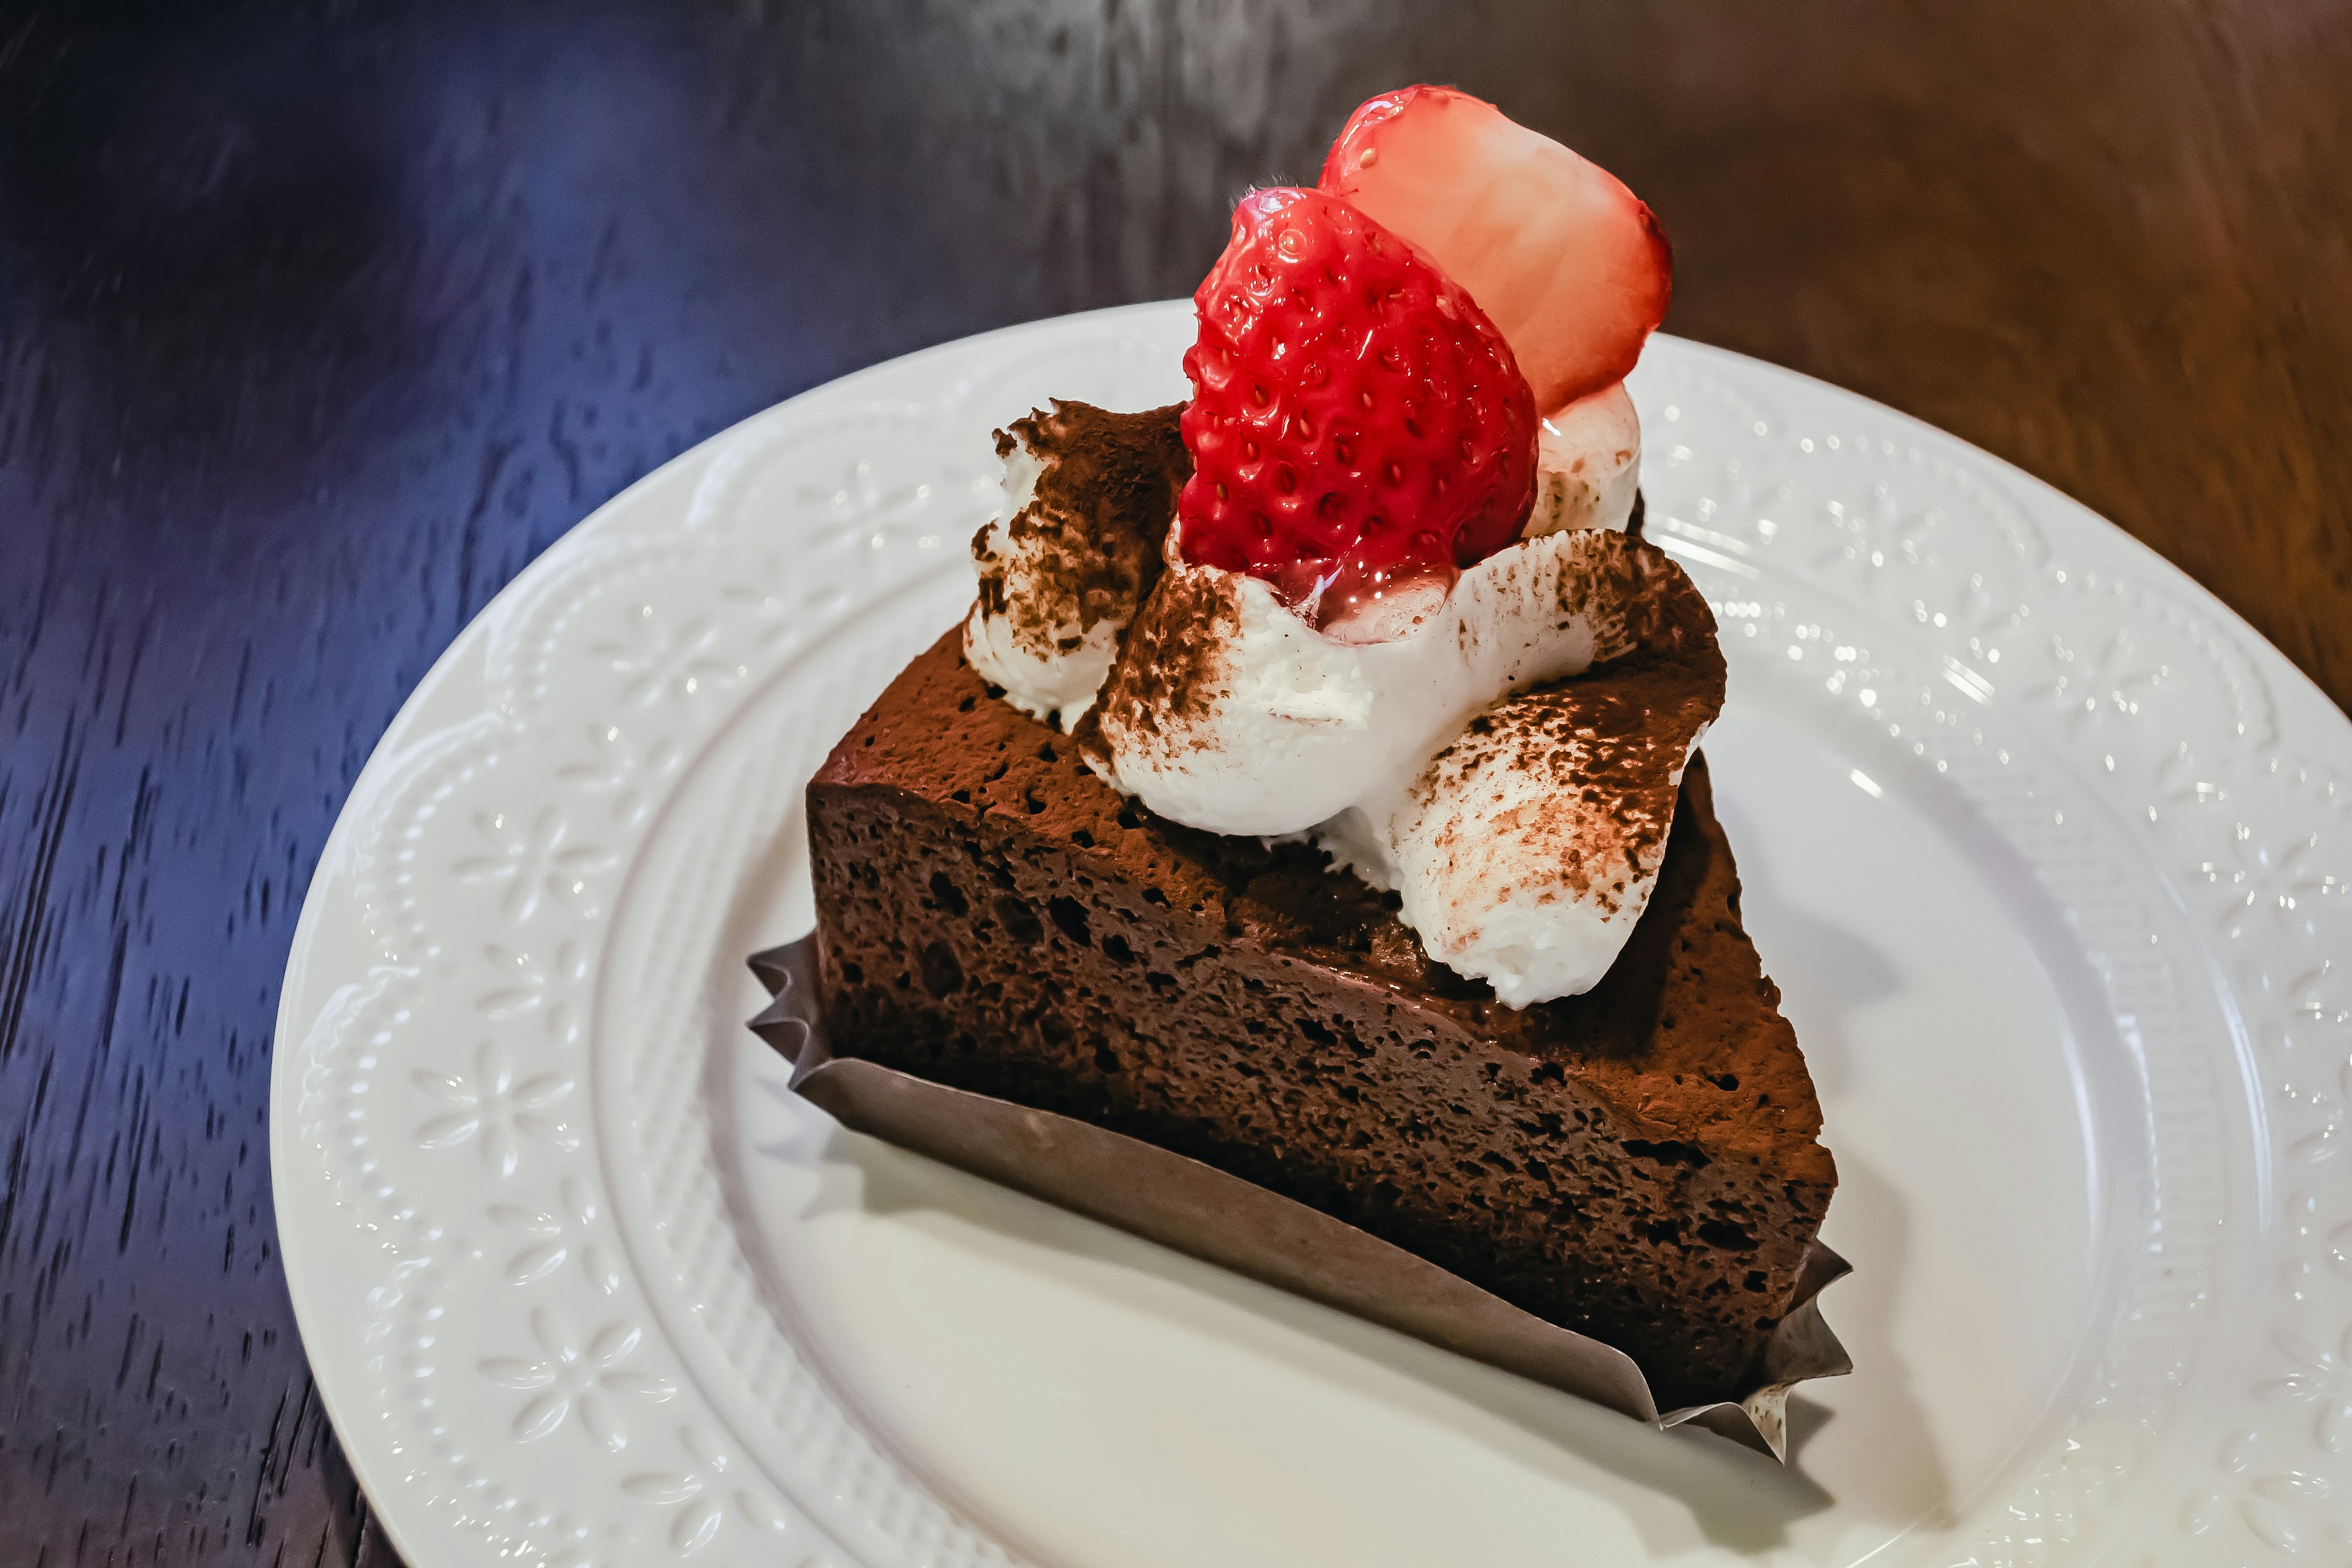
[963,401,1187,729]
[1092,527,1698,832]
[955,390,1724,1006]
[1087,526,1722,1003]
[1316,629,1723,1005]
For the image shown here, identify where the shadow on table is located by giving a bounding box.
[318,1425,415,1568]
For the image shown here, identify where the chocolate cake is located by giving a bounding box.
[807,631,1836,1410]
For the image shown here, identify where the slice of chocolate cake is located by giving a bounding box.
[807,630,1836,1411]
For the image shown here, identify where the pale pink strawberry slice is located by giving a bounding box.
[1320,85,1671,412]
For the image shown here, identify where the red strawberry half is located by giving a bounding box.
[1176,186,1537,628]
[1321,85,1671,412]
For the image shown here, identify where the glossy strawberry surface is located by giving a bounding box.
[1176,186,1537,624]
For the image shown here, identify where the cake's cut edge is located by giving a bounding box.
[745,935,1849,1460]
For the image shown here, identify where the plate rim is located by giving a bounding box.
[270,302,2352,1568]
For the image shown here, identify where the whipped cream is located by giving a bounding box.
[1526,382,1640,537]
[1096,526,1701,830]
[1091,527,1721,1004]
[965,436,1120,723]
[963,402,1185,728]
[1317,645,1721,1005]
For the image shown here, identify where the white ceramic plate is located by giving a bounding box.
[273,303,2352,1568]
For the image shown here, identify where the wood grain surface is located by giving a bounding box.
[0,2,2343,1561]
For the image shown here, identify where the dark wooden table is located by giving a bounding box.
[2,2,2345,1561]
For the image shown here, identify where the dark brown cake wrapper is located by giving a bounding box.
[748,938,1849,1463]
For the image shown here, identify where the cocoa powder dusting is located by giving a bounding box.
[1098,567,1239,746]
[1548,528,1717,666]
[1423,648,1726,922]
[978,400,1189,658]
[1397,530,1727,961]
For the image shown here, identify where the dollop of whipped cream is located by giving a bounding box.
[963,401,1188,729]
[1527,382,1642,537]
[1312,624,1723,1004]
[1089,521,1722,1006]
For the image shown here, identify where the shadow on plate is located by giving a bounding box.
[1716,788,1958,1533]
[793,1106,1841,1557]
